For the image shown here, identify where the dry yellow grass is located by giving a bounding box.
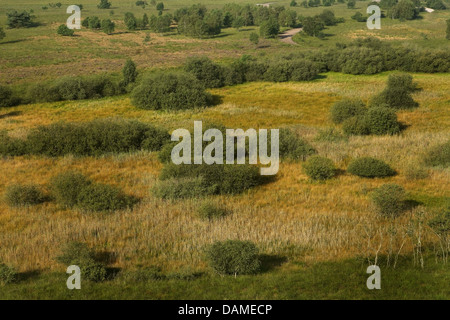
[0,73,448,272]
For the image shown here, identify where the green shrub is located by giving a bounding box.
[101,19,115,34]
[289,59,319,81]
[303,156,336,180]
[98,0,112,9]
[57,24,74,36]
[159,163,263,196]
[259,18,280,38]
[0,131,27,156]
[197,200,228,220]
[77,183,136,212]
[152,177,217,199]
[330,99,366,124]
[278,128,316,160]
[249,32,259,44]
[370,73,418,110]
[342,116,370,136]
[371,184,406,217]
[423,140,450,168]
[157,141,178,163]
[347,157,396,178]
[0,263,17,285]
[131,72,212,110]
[122,59,138,87]
[365,106,401,135]
[263,60,319,82]
[6,10,35,28]
[0,85,20,107]
[50,171,92,208]
[22,119,169,157]
[26,74,121,103]
[88,16,101,29]
[56,242,107,282]
[184,57,225,88]
[5,184,46,207]
[206,240,261,276]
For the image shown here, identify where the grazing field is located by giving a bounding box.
[0,0,449,300]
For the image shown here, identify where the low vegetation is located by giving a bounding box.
[206,240,261,276]
[347,158,396,178]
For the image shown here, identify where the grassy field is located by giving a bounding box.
[1,1,449,84]
[0,0,449,299]
[1,255,449,299]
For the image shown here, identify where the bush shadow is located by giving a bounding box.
[16,270,41,282]
[0,111,22,119]
[259,254,287,273]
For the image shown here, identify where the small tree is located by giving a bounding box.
[101,19,115,34]
[390,0,418,20]
[6,10,35,28]
[206,240,261,276]
[156,2,164,12]
[0,27,5,41]
[88,16,101,29]
[232,16,244,31]
[98,0,112,9]
[347,0,356,8]
[125,12,137,30]
[249,32,259,45]
[57,24,75,36]
[259,18,280,39]
[290,0,298,6]
[302,16,325,37]
[142,13,149,29]
[122,59,138,86]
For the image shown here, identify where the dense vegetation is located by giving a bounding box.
[0,119,169,157]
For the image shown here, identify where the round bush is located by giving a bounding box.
[5,184,46,207]
[57,24,74,36]
[342,116,371,136]
[371,184,406,217]
[159,163,263,195]
[197,201,228,220]
[423,140,450,168]
[184,57,225,88]
[50,171,92,208]
[0,131,27,156]
[76,183,136,212]
[131,72,212,111]
[152,177,217,199]
[0,85,18,107]
[0,263,17,285]
[55,242,107,282]
[278,128,316,161]
[365,106,401,135]
[347,157,396,178]
[206,240,261,276]
[303,156,336,180]
[330,99,366,124]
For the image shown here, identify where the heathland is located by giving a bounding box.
[0,0,449,299]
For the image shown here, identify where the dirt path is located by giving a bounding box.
[279,28,302,45]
